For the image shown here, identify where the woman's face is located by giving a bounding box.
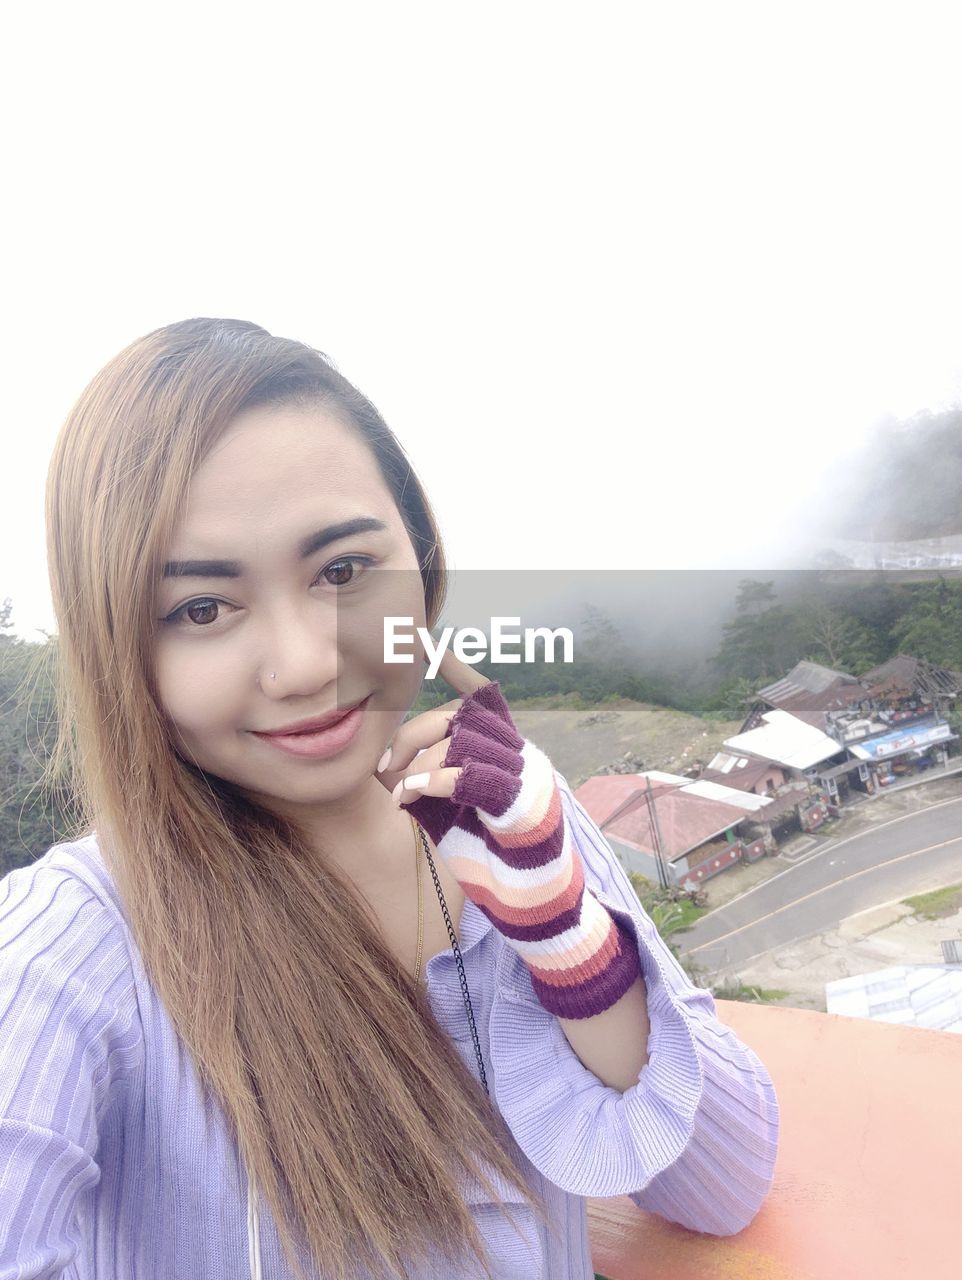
[153,401,429,816]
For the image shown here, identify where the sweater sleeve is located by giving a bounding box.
[0,859,144,1280]
[487,771,780,1237]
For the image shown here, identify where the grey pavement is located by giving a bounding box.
[675,793,962,980]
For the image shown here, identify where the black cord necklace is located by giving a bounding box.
[412,819,489,1097]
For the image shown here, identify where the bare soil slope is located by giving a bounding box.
[506,694,742,790]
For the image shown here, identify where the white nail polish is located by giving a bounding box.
[377,748,392,773]
[404,772,430,790]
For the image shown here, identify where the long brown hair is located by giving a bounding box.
[44,319,552,1280]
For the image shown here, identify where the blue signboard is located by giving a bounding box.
[850,720,953,761]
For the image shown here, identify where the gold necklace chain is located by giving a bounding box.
[411,812,424,986]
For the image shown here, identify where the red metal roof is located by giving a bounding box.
[572,775,681,825]
[574,776,748,860]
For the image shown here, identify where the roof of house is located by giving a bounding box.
[702,753,783,791]
[679,778,773,811]
[826,964,962,1034]
[748,784,812,821]
[570,774,679,828]
[723,708,844,770]
[755,661,869,729]
[573,772,765,860]
[757,660,860,699]
[860,654,962,701]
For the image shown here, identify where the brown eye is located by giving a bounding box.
[162,596,228,628]
[324,561,355,586]
[320,557,372,587]
[185,600,219,625]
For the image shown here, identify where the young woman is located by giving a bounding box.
[0,318,780,1279]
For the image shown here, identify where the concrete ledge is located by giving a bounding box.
[587,1000,962,1280]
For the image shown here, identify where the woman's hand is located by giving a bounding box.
[373,648,491,803]
[375,650,642,1021]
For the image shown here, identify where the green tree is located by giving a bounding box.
[890,579,962,670]
[714,587,808,683]
[798,601,883,674]
[701,675,759,721]
[733,579,776,615]
[0,608,71,874]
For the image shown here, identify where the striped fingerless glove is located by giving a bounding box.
[401,681,642,1020]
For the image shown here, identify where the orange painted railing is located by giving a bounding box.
[587,1001,962,1280]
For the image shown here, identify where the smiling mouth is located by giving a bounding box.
[256,699,368,737]
[248,696,371,760]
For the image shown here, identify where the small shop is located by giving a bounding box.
[816,756,877,801]
[848,720,957,787]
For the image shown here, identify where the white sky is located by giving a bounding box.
[4,1,962,640]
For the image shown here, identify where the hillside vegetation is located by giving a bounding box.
[5,565,962,868]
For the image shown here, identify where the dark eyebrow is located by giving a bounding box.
[162,516,389,579]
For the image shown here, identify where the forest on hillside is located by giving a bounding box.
[4,572,961,870]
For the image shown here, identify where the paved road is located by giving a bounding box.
[674,796,962,975]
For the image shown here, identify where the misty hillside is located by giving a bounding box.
[828,406,962,542]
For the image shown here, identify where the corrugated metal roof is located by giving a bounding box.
[723,709,843,770]
[861,654,962,700]
[572,774,679,828]
[860,654,920,697]
[757,660,860,699]
[751,783,811,820]
[680,779,773,811]
[826,965,962,1034]
[755,661,869,730]
[770,683,868,729]
[572,761,790,862]
[638,770,689,786]
[703,754,783,791]
[599,790,748,860]
[706,751,751,772]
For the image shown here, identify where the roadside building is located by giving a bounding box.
[716,708,843,830]
[722,708,846,779]
[729,655,960,801]
[700,752,789,796]
[573,771,772,890]
[836,655,961,788]
[741,660,869,733]
[859,653,961,722]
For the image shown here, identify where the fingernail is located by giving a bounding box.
[391,780,404,804]
[377,747,392,773]
[404,772,430,791]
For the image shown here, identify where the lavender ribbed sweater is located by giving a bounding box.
[0,771,780,1279]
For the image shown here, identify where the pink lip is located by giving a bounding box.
[251,696,371,759]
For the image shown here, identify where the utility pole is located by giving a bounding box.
[646,774,670,891]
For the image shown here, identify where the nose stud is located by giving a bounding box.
[269,672,276,681]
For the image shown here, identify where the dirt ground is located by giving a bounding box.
[718,900,962,1013]
[509,695,741,789]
